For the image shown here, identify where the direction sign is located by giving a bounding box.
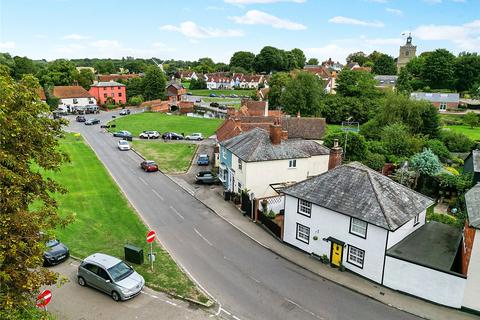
[146,230,156,243]
[36,290,52,308]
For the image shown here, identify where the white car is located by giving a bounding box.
[139,131,160,139]
[117,140,130,151]
[185,133,204,141]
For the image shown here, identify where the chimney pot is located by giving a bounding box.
[270,124,282,145]
[328,139,343,170]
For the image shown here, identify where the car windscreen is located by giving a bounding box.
[46,239,59,248]
[119,141,128,145]
[108,261,133,282]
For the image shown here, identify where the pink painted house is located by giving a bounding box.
[89,81,126,105]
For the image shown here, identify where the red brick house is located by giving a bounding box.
[410,92,460,112]
[89,81,126,105]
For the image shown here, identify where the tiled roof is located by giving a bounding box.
[36,87,46,100]
[283,162,435,231]
[302,66,331,79]
[90,81,125,87]
[245,101,267,116]
[220,127,330,162]
[411,92,460,103]
[466,183,480,229]
[282,117,326,140]
[53,86,93,99]
[98,74,141,82]
[374,75,398,87]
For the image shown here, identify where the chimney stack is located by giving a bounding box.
[226,106,236,118]
[328,139,343,170]
[281,130,288,140]
[270,124,282,145]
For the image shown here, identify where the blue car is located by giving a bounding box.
[209,93,217,97]
[197,154,209,166]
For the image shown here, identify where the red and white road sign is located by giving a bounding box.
[36,289,52,308]
[146,230,156,243]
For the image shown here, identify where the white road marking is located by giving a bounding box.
[221,308,231,316]
[249,276,260,284]
[232,315,242,320]
[165,300,177,306]
[194,228,213,246]
[170,205,185,220]
[152,189,164,201]
[285,298,325,320]
[138,177,148,185]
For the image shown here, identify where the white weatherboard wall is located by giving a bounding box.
[283,195,388,284]
[463,229,480,311]
[59,97,96,108]
[237,154,329,198]
[383,256,466,308]
[387,210,426,249]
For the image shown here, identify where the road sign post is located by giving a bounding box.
[146,230,156,271]
[36,289,52,312]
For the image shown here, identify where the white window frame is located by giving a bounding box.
[238,159,242,170]
[237,182,242,191]
[347,245,365,268]
[296,223,310,244]
[350,218,367,238]
[289,159,297,168]
[414,214,420,226]
[222,149,227,160]
[439,102,447,111]
[298,199,312,217]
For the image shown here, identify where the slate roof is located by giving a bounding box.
[53,86,93,99]
[466,183,480,229]
[468,150,480,172]
[387,221,463,274]
[220,127,330,162]
[90,81,125,87]
[410,92,460,103]
[283,162,435,231]
[166,81,183,90]
[374,75,398,86]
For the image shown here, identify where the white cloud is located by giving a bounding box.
[386,8,403,16]
[230,10,306,30]
[414,20,480,51]
[0,41,15,49]
[225,0,305,4]
[62,34,90,40]
[328,16,384,27]
[160,21,244,39]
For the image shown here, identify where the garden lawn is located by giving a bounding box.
[189,88,255,97]
[326,124,342,133]
[109,112,223,138]
[201,97,241,106]
[442,125,480,141]
[41,134,207,302]
[131,141,197,173]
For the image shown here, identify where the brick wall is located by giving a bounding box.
[461,220,476,275]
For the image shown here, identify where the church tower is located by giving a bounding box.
[397,34,416,73]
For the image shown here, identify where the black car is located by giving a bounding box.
[195,171,220,184]
[210,102,220,108]
[162,132,184,140]
[76,115,86,122]
[119,109,131,116]
[113,130,133,139]
[85,118,100,125]
[43,239,69,266]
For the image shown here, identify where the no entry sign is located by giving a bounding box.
[146,230,156,243]
[36,289,52,308]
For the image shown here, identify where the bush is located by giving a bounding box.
[323,131,367,161]
[426,211,458,226]
[440,130,475,152]
[424,139,451,162]
[128,95,144,106]
[267,210,276,219]
[362,152,386,171]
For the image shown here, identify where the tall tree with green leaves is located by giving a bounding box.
[346,51,369,66]
[280,71,324,116]
[289,48,306,69]
[422,49,456,89]
[464,111,479,128]
[254,46,286,73]
[75,69,95,90]
[306,58,319,65]
[12,56,37,80]
[267,72,290,108]
[0,69,71,314]
[335,69,379,98]
[372,54,397,75]
[40,59,77,86]
[143,66,166,101]
[396,68,414,94]
[455,53,480,92]
[230,51,255,72]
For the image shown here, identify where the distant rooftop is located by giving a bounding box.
[410,92,460,103]
[91,81,125,87]
[466,183,480,229]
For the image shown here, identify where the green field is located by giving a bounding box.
[189,88,255,97]
[132,141,197,173]
[109,113,223,138]
[201,97,242,106]
[442,125,480,141]
[326,124,342,133]
[41,134,207,302]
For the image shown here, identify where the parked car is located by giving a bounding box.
[185,133,204,141]
[139,131,160,139]
[197,154,209,166]
[43,239,69,266]
[195,171,219,184]
[220,94,225,98]
[210,102,220,109]
[162,132,184,140]
[186,92,193,96]
[113,130,132,138]
[76,115,86,122]
[140,160,159,172]
[85,118,100,125]
[77,253,145,301]
[209,93,217,97]
[85,106,99,114]
[218,105,227,110]
[230,94,238,98]
[195,98,202,103]
[117,140,130,151]
[119,109,131,116]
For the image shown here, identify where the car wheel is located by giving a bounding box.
[111,291,121,302]
[78,276,86,286]
[144,167,148,172]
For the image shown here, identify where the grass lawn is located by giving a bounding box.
[132,141,197,173]
[326,124,342,134]
[182,82,190,89]
[201,97,241,106]
[109,112,223,138]
[189,88,255,97]
[442,125,480,141]
[41,134,207,302]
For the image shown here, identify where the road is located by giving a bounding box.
[68,111,420,320]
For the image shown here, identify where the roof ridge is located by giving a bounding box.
[366,169,393,230]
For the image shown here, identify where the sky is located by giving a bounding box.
[0,0,479,64]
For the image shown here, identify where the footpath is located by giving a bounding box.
[175,183,478,320]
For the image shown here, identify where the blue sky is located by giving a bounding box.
[0,0,479,63]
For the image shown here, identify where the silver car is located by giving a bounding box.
[77,253,145,301]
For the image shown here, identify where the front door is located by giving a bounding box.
[330,242,344,267]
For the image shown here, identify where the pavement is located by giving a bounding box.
[46,259,215,320]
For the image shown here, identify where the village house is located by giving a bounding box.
[410,92,460,112]
[89,81,126,105]
[36,87,46,102]
[53,86,96,111]
[302,65,337,94]
[140,82,193,114]
[321,58,343,72]
[175,70,199,81]
[374,75,398,90]
[205,73,234,90]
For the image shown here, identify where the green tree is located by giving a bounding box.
[94,60,116,74]
[12,56,37,80]
[306,58,319,65]
[335,69,379,98]
[396,68,413,94]
[230,51,255,71]
[254,46,286,73]
[75,69,94,90]
[422,49,456,89]
[40,59,77,86]
[323,131,367,161]
[0,70,71,313]
[267,72,290,108]
[319,95,379,124]
[194,57,215,74]
[424,139,451,162]
[440,130,475,152]
[214,62,229,72]
[410,149,442,177]
[455,53,480,92]
[372,54,397,75]
[123,59,147,74]
[279,72,324,116]
[125,77,144,100]
[143,66,166,101]
[346,51,368,66]
[464,111,479,128]
[128,95,144,106]
[289,48,306,69]
[381,123,423,158]
[362,152,386,171]
[190,77,207,90]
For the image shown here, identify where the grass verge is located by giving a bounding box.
[109,113,223,138]
[41,134,207,302]
[189,88,255,97]
[132,141,197,173]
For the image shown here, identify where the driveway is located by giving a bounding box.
[46,259,214,320]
